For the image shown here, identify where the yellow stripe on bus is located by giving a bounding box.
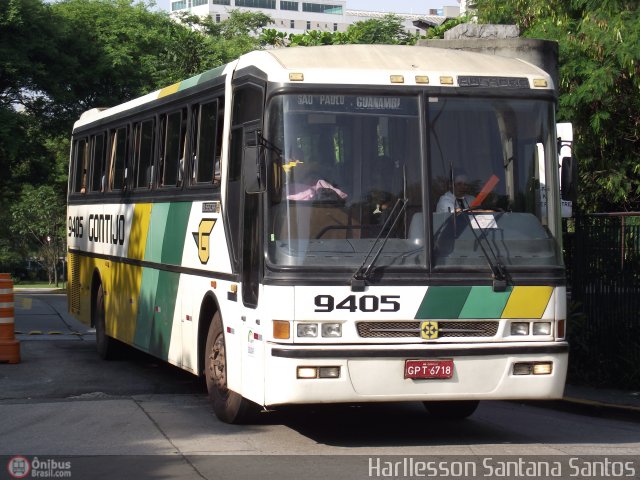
[108,262,142,345]
[501,286,553,319]
[158,82,181,98]
[107,204,152,344]
[129,203,152,260]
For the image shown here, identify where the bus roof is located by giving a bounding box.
[263,44,546,76]
[73,45,553,131]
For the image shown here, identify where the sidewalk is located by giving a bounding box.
[563,384,640,414]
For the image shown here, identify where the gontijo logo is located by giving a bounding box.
[7,456,30,478]
[192,218,216,264]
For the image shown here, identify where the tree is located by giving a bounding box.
[1,1,275,278]
[265,14,419,47]
[181,10,273,64]
[472,0,640,212]
[11,185,66,285]
[344,14,418,45]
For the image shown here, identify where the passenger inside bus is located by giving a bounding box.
[285,147,347,201]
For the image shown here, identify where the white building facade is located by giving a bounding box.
[169,0,461,35]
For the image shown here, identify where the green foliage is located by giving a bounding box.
[473,0,640,212]
[11,185,66,284]
[343,14,417,45]
[422,16,471,39]
[288,29,338,46]
[266,14,419,47]
[177,9,272,66]
[0,0,273,276]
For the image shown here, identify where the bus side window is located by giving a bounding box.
[109,126,128,191]
[133,119,155,189]
[90,133,106,193]
[72,138,89,194]
[160,109,186,187]
[192,100,219,185]
[215,100,224,185]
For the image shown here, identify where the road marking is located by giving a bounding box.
[18,298,32,309]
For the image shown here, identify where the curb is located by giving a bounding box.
[14,288,66,294]
[562,396,640,414]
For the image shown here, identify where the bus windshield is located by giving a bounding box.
[266,93,562,271]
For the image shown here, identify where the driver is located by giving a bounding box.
[436,173,476,213]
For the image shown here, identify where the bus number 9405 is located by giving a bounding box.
[314,295,400,313]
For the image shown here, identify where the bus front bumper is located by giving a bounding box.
[263,342,569,407]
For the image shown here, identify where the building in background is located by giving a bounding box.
[169,0,462,35]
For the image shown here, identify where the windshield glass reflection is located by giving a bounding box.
[266,94,423,268]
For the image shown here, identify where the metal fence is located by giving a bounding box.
[563,213,640,389]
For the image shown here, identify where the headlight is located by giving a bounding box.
[510,322,529,336]
[321,323,342,338]
[532,322,551,335]
[296,323,318,338]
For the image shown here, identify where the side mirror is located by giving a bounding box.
[560,156,576,202]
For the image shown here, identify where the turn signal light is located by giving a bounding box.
[273,320,290,339]
[557,319,566,339]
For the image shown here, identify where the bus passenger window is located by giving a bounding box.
[72,138,89,193]
[161,109,186,187]
[90,133,106,193]
[193,100,218,184]
[109,127,128,191]
[133,119,155,189]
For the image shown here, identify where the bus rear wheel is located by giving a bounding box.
[94,284,117,360]
[205,313,258,424]
[423,400,479,420]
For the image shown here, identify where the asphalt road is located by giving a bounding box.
[1,293,639,479]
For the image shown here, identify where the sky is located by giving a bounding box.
[153,0,459,15]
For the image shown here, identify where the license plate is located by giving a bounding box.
[404,359,454,379]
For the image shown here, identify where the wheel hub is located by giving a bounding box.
[208,333,227,393]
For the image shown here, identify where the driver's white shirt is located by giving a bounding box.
[436,191,476,213]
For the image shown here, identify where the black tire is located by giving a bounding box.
[94,284,117,360]
[205,312,258,424]
[423,400,479,420]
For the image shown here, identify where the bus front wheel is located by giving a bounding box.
[423,400,479,420]
[205,313,257,424]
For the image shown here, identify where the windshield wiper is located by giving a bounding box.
[351,197,408,292]
[456,199,509,291]
[257,131,282,157]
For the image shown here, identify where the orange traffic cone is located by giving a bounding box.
[0,273,20,363]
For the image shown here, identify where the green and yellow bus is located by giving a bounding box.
[67,45,568,423]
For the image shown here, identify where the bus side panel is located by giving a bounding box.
[107,261,142,345]
[127,202,187,359]
[178,202,243,384]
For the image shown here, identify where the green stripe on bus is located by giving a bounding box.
[143,202,191,265]
[134,267,159,351]
[198,65,225,84]
[134,268,180,361]
[178,75,201,91]
[145,203,170,262]
[160,202,191,265]
[148,270,180,360]
[459,286,512,319]
[415,286,471,319]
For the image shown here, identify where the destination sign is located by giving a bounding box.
[286,94,418,115]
